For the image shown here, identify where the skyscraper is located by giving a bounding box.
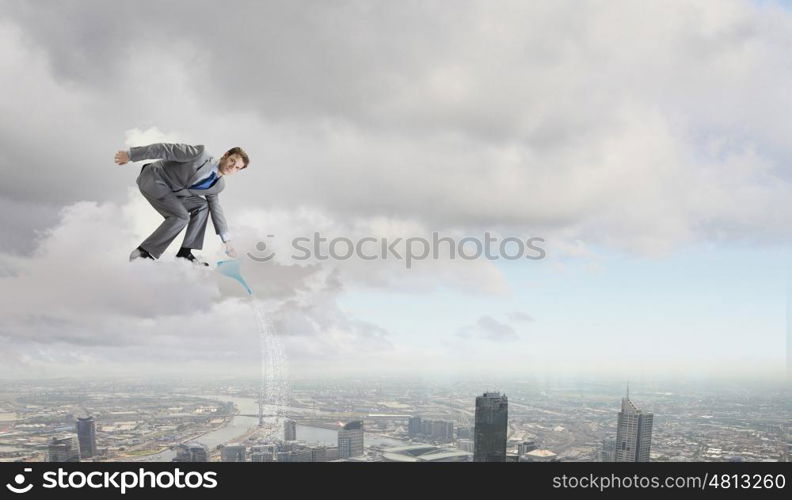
[76,416,97,459]
[257,389,264,428]
[338,420,364,458]
[284,419,297,441]
[473,391,508,462]
[429,420,454,442]
[48,436,80,462]
[408,416,422,437]
[614,388,654,462]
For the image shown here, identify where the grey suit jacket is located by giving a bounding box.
[131,143,229,239]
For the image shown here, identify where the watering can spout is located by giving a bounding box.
[216,260,253,295]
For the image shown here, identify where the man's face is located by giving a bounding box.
[219,153,245,176]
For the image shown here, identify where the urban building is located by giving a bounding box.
[456,426,473,440]
[408,416,422,437]
[600,439,616,462]
[382,444,472,462]
[48,436,80,462]
[251,451,274,462]
[518,440,537,456]
[338,420,364,458]
[278,449,312,462]
[221,444,246,462]
[325,447,340,461]
[408,416,455,442]
[430,420,454,442]
[457,438,474,452]
[519,449,560,462]
[174,442,209,462]
[615,388,654,462]
[284,419,297,441]
[308,445,327,462]
[76,416,97,459]
[473,391,508,462]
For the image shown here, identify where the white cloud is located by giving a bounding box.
[0,194,404,377]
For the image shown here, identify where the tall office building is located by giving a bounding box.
[430,420,454,442]
[338,420,364,458]
[284,419,297,441]
[408,417,454,442]
[408,416,422,437]
[473,392,508,462]
[76,416,97,459]
[421,420,432,435]
[614,388,654,462]
[257,391,264,428]
[48,436,80,462]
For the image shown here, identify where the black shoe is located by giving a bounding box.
[176,248,209,266]
[129,246,155,261]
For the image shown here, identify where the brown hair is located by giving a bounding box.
[223,147,250,169]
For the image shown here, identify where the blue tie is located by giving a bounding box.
[189,171,218,190]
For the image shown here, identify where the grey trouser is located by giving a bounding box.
[138,174,209,258]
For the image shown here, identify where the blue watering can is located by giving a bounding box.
[216,260,253,295]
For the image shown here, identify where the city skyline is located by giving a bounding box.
[4,377,788,463]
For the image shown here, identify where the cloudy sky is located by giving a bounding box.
[0,0,790,382]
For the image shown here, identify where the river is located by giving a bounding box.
[135,395,405,461]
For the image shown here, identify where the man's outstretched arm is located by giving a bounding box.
[114,143,205,164]
[206,193,237,257]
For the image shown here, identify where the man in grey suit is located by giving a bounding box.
[114,143,249,265]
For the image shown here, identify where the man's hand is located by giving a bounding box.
[114,150,130,165]
[225,242,238,258]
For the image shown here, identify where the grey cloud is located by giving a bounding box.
[2,1,792,257]
[0,197,60,256]
[2,1,468,123]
